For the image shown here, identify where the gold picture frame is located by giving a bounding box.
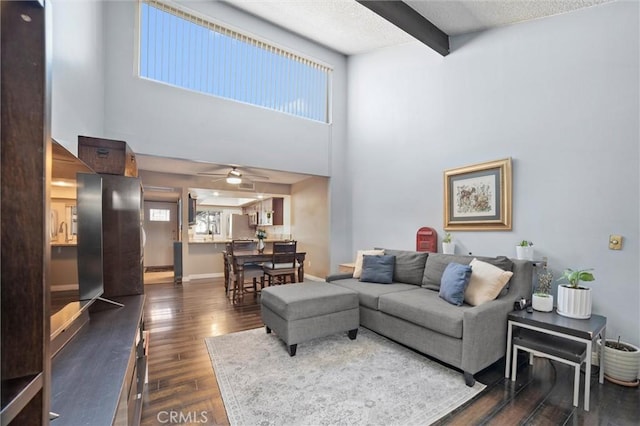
[444,158,512,231]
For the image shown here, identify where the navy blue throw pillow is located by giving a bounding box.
[439,262,472,306]
[360,255,395,284]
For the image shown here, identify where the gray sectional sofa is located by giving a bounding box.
[326,249,533,386]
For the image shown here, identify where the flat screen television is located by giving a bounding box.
[50,141,104,355]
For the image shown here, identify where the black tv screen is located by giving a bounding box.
[76,172,103,301]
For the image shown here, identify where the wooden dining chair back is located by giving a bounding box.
[231,239,257,253]
[223,243,232,295]
[228,240,264,302]
[263,240,298,286]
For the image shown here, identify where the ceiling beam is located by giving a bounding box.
[356,1,449,56]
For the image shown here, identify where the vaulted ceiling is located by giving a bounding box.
[140,0,613,201]
[223,0,612,55]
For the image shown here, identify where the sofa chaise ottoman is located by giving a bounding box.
[261,281,360,356]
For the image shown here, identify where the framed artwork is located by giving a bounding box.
[444,158,512,231]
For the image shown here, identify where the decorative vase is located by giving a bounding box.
[515,246,534,261]
[442,242,455,255]
[532,294,553,312]
[598,339,640,384]
[556,285,592,319]
[258,239,265,253]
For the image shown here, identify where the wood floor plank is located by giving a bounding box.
[140,277,639,426]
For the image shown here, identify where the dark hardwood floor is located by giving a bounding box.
[140,278,639,425]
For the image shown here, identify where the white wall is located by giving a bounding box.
[100,0,351,270]
[51,0,105,152]
[101,0,345,176]
[347,1,639,344]
[292,176,330,278]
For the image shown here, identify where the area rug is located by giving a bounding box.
[205,327,485,425]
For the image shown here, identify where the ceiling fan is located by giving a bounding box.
[197,166,270,185]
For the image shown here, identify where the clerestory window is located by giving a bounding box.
[139,0,332,123]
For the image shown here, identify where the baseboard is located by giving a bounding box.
[187,272,224,281]
[304,274,325,282]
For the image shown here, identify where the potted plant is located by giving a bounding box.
[598,337,640,385]
[256,229,267,253]
[515,240,534,260]
[441,232,455,254]
[556,268,595,319]
[532,264,553,312]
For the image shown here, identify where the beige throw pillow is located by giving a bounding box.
[464,258,514,306]
[353,249,385,278]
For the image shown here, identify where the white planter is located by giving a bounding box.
[532,294,553,312]
[515,246,534,261]
[556,285,592,319]
[598,339,640,383]
[442,242,455,254]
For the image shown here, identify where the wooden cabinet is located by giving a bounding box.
[272,197,284,226]
[78,136,138,177]
[1,1,50,423]
[101,175,144,298]
[51,296,147,426]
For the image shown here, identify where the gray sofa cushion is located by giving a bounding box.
[379,249,429,286]
[422,253,513,291]
[379,288,477,339]
[329,278,417,310]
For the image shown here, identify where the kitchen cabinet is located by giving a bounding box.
[258,197,283,226]
[271,198,284,226]
[188,194,197,225]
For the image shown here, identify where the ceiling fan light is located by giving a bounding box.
[226,176,242,184]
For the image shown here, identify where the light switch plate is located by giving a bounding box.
[609,235,623,250]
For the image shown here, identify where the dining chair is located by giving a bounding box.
[263,240,298,286]
[223,243,231,295]
[228,240,265,302]
[231,239,257,253]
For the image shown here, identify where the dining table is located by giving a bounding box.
[231,250,307,296]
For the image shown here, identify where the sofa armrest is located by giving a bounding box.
[461,297,515,374]
[326,273,354,282]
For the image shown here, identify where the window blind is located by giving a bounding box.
[139,0,331,123]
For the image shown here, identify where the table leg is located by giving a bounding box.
[237,263,245,302]
[584,339,592,411]
[573,362,580,407]
[511,346,518,381]
[505,321,513,378]
[298,257,305,282]
[599,326,606,384]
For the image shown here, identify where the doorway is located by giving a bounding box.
[143,201,178,271]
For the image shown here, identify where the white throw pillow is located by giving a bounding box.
[353,249,385,278]
[464,258,514,306]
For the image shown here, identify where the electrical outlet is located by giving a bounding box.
[609,234,623,250]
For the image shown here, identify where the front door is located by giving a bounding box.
[144,201,178,268]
